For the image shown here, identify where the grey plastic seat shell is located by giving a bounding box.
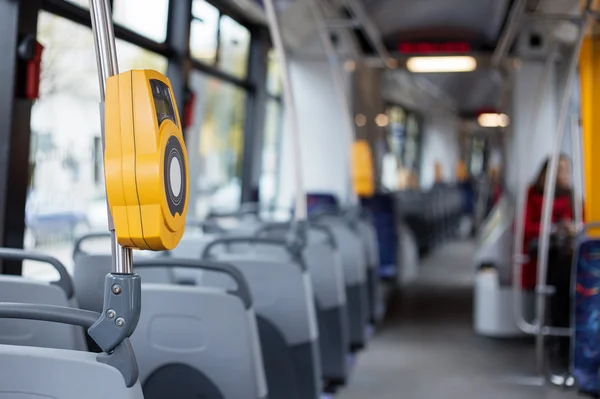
[0,248,87,351]
[0,276,87,351]
[135,283,266,399]
[316,217,370,349]
[0,344,143,399]
[174,236,322,399]
[355,218,385,324]
[201,253,322,399]
[254,224,350,385]
[73,253,267,399]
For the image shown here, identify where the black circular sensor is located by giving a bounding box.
[163,135,186,217]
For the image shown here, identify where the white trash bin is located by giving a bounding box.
[474,267,529,337]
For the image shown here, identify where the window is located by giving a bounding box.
[190,0,220,64]
[266,49,282,95]
[260,99,283,206]
[24,12,168,280]
[404,113,421,171]
[386,105,406,166]
[64,0,88,8]
[218,15,250,79]
[113,0,169,42]
[186,71,247,217]
[116,39,168,72]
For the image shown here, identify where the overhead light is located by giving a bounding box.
[375,113,389,127]
[355,113,367,127]
[406,56,477,73]
[478,113,510,128]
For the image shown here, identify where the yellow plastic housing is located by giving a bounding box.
[351,140,375,197]
[580,37,599,235]
[104,70,189,250]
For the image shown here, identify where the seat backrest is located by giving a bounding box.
[572,235,600,394]
[201,254,318,347]
[136,283,266,399]
[355,218,384,324]
[73,253,267,399]
[0,249,86,351]
[200,239,322,399]
[312,217,370,349]
[356,219,380,269]
[0,344,144,399]
[0,303,144,399]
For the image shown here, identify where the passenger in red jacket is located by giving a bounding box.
[522,155,575,290]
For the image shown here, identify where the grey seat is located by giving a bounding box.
[0,248,86,351]
[72,236,267,399]
[314,216,370,351]
[255,223,351,388]
[0,303,144,399]
[181,236,322,399]
[355,217,385,325]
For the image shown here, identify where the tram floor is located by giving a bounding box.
[338,240,581,399]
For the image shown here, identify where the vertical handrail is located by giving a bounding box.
[571,114,584,229]
[89,0,133,274]
[263,0,307,222]
[511,41,558,336]
[305,0,359,206]
[535,13,590,377]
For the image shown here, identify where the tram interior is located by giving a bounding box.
[0,0,599,398]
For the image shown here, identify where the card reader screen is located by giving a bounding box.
[150,79,177,127]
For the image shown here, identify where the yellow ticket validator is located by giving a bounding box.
[104,70,189,251]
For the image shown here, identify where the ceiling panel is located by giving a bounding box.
[362,0,512,48]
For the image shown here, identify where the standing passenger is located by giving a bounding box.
[522,154,575,368]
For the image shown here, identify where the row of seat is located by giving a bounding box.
[0,204,386,398]
[395,185,464,255]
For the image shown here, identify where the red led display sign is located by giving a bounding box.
[398,42,472,54]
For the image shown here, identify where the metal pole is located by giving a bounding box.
[512,41,557,336]
[571,114,584,229]
[262,0,307,221]
[340,0,396,69]
[535,14,589,377]
[305,0,359,206]
[89,0,133,274]
[492,0,527,67]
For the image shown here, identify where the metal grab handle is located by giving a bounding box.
[0,302,100,328]
[255,222,338,249]
[134,258,252,309]
[0,302,140,388]
[201,236,306,271]
[207,208,260,221]
[511,40,558,337]
[0,248,74,299]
